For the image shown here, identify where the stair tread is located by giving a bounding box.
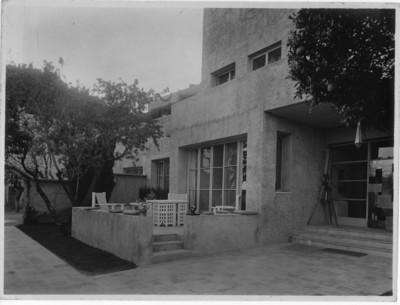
[306,225,392,236]
[293,237,392,252]
[153,249,191,256]
[296,231,392,244]
[153,240,183,245]
[153,234,183,242]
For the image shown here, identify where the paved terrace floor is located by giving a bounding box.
[3,221,394,299]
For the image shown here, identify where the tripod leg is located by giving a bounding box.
[307,199,320,225]
[328,191,339,228]
[307,188,324,225]
[327,197,333,225]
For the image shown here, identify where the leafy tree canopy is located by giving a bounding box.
[6,62,162,207]
[287,9,395,131]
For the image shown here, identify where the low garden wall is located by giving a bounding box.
[17,178,72,223]
[12,174,147,224]
[183,214,260,256]
[72,207,153,265]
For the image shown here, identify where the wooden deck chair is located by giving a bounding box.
[92,192,124,211]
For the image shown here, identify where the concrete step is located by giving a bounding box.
[293,236,392,258]
[153,234,182,243]
[152,249,192,264]
[295,231,392,250]
[153,240,184,252]
[293,225,393,258]
[304,225,392,242]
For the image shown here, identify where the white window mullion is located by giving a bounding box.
[366,142,371,221]
[236,142,241,210]
[196,148,201,210]
[222,144,226,206]
[186,154,190,199]
[209,147,214,211]
[236,142,241,196]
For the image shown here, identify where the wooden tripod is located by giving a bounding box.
[307,149,339,227]
[307,174,338,227]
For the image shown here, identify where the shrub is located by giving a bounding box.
[138,187,168,200]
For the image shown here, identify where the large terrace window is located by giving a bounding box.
[187,140,247,213]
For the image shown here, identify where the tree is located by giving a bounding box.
[74,78,163,205]
[287,9,395,131]
[6,62,163,227]
[6,62,75,232]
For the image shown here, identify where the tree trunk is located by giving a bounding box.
[33,177,70,235]
[81,165,105,206]
[18,154,70,235]
[55,171,77,206]
[81,160,116,205]
[22,177,31,223]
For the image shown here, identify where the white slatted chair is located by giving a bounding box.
[212,206,236,214]
[92,192,124,211]
[168,193,188,226]
[211,194,239,214]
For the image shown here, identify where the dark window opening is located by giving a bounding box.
[276,136,283,190]
[155,159,169,199]
[241,190,246,210]
[213,63,236,86]
[217,69,235,85]
[252,54,266,70]
[275,132,291,191]
[249,41,282,71]
[268,47,282,64]
[123,166,143,175]
[150,104,171,119]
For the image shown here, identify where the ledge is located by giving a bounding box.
[233,210,259,215]
[71,207,153,265]
[200,210,259,216]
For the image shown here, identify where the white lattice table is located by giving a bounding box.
[146,200,188,227]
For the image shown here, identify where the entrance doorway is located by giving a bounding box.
[329,139,393,228]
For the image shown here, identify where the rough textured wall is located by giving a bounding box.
[260,114,327,243]
[168,78,264,208]
[23,179,72,223]
[184,214,260,255]
[109,174,147,203]
[141,8,300,194]
[202,9,296,83]
[72,208,153,264]
[136,8,329,244]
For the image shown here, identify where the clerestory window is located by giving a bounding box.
[212,63,236,86]
[249,41,282,71]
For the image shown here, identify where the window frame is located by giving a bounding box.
[188,140,247,212]
[267,46,282,64]
[249,41,282,71]
[275,132,291,192]
[123,166,143,175]
[155,159,170,192]
[212,63,236,86]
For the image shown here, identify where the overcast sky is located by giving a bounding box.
[3,1,204,93]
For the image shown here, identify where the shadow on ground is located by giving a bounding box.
[17,224,137,276]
